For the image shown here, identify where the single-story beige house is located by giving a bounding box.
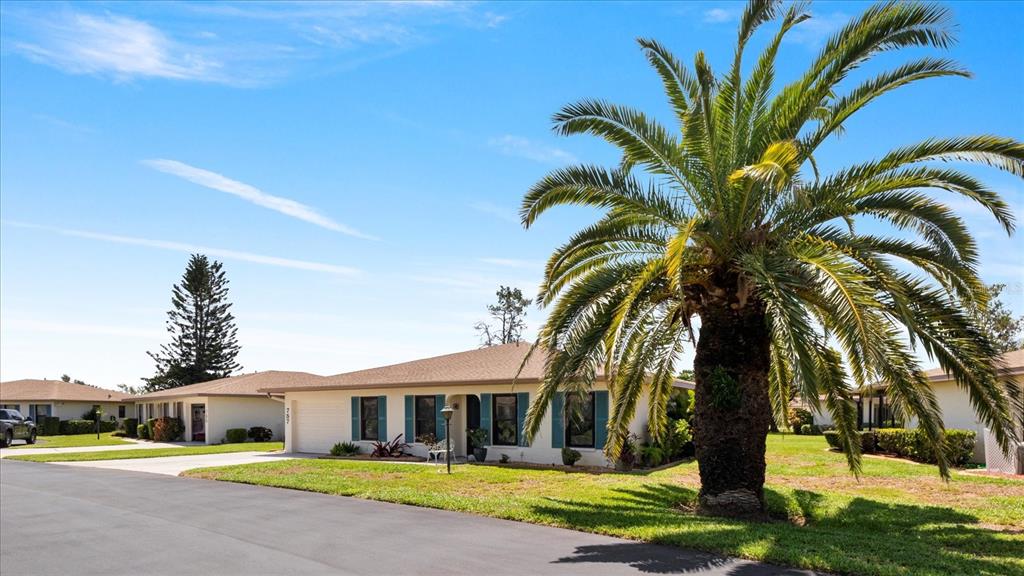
[261,343,693,467]
[0,379,132,423]
[131,371,322,444]
[814,348,1024,469]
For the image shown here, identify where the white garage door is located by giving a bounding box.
[295,402,345,453]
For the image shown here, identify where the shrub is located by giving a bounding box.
[82,407,100,421]
[943,429,976,467]
[137,424,150,439]
[145,418,157,440]
[800,424,821,435]
[858,431,877,453]
[823,430,842,449]
[225,428,248,444]
[616,434,639,470]
[640,444,665,468]
[60,419,115,435]
[330,441,360,456]
[370,434,408,457]
[152,417,184,442]
[248,426,273,442]
[788,407,814,434]
[875,428,915,457]
[561,446,582,466]
[123,418,138,438]
[499,454,511,464]
[39,416,61,436]
[111,430,127,437]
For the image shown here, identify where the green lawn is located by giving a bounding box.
[7,441,283,462]
[7,432,134,449]
[182,435,1023,576]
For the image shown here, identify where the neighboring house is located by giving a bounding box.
[261,343,693,467]
[813,348,1024,468]
[0,379,132,424]
[131,371,322,444]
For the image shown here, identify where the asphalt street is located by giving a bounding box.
[0,459,820,575]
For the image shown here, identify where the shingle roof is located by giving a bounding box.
[257,344,696,394]
[0,379,130,403]
[924,348,1024,381]
[130,371,324,400]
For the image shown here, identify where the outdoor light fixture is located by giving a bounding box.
[441,405,454,474]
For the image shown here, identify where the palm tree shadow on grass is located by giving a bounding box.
[531,483,1021,575]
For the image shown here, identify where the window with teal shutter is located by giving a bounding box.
[551,393,565,449]
[404,395,414,443]
[594,390,609,449]
[351,396,360,441]
[377,395,387,440]
[434,394,446,440]
[480,393,492,445]
[516,392,529,446]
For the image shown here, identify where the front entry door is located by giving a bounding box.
[465,395,480,452]
[191,404,206,442]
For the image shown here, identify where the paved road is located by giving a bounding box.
[1,460,819,576]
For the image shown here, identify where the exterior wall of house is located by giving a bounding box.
[0,401,133,426]
[812,376,1024,465]
[283,382,652,467]
[134,396,284,444]
[206,396,284,444]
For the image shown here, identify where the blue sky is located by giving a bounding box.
[2,1,1022,388]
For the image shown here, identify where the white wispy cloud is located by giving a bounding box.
[488,135,577,165]
[6,4,509,86]
[703,8,738,23]
[12,13,226,83]
[142,159,376,240]
[469,200,520,225]
[3,221,361,277]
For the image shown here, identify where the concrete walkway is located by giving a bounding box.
[0,439,199,458]
[53,450,301,475]
[1,460,821,575]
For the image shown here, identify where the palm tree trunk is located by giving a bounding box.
[693,302,772,517]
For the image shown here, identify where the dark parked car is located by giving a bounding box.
[0,409,37,447]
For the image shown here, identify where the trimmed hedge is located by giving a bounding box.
[225,428,248,443]
[137,424,150,439]
[145,418,157,440]
[60,419,116,435]
[823,427,976,466]
[123,418,139,438]
[39,415,61,436]
[823,430,842,449]
[788,407,814,434]
[151,417,185,442]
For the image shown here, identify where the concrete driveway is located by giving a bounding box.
[0,460,819,576]
[0,439,197,458]
[52,450,300,475]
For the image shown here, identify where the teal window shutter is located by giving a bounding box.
[435,394,446,440]
[351,396,360,441]
[594,391,609,449]
[480,393,492,445]
[551,392,565,449]
[516,392,529,446]
[378,395,387,440]
[404,395,414,443]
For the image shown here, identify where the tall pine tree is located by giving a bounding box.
[145,254,241,391]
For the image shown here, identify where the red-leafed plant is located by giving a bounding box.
[370,434,409,458]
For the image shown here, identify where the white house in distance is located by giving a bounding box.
[0,379,132,423]
[131,371,322,444]
[261,343,693,467]
[814,348,1024,469]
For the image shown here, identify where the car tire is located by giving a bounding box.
[1,430,11,448]
[27,430,37,444]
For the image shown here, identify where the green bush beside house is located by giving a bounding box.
[825,428,976,466]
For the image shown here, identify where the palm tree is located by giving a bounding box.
[520,0,1023,517]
